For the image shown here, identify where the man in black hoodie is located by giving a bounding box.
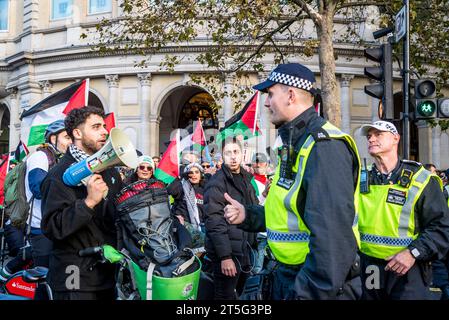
[40,106,123,300]
[204,137,258,299]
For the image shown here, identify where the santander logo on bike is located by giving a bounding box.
[11,281,35,292]
[5,275,36,299]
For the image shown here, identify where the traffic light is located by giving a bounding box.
[364,42,393,120]
[414,79,437,119]
[438,98,449,118]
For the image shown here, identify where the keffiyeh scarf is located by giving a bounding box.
[69,144,89,163]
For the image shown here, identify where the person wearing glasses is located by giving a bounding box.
[202,160,216,178]
[124,155,160,184]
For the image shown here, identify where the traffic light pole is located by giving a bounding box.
[402,0,410,159]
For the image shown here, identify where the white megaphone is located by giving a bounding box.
[63,128,138,187]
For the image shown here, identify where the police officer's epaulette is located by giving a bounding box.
[401,159,422,173]
[309,127,331,142]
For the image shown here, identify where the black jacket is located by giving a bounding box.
[204,164,258,261]
[369,160,449,261]
[167,178,205,224]
[241,107,360,300]
[40,151,123,292]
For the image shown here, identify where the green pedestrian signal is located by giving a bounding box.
[414,79,437,120]
[417,100,436,117]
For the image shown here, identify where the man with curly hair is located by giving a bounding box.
[41,106,123,300]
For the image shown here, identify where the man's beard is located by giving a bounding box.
[82,139,100,155]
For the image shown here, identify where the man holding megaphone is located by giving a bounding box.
[40,106,127,300]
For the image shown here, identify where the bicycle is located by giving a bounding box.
[79,244,202,300]
[0,266,53,300]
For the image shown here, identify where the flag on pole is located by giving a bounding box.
[14,141,29,162]
[154,130,181,184]
[216,91,261,144]
[191,119,213,164]
[104,112,116,134]
[191,119,206,152]
[20,79,89,147]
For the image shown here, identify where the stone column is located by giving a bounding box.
[217,106,225,129]
[138,73,152,155]
[432,125,441,168]
[39,80,53,99]
[339,74,354,134]
[149,115,161,157]
[105,74,119,114]
[7,88,20,149]
[223,73,235,122]
[21,0,40,50]
[416,120,432,165]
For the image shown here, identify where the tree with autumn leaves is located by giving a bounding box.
[86,0,449,128]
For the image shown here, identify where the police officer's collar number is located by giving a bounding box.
[386,189,407,206]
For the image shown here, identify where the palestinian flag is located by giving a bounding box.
[104,112,116,134]
[250,177,260,197]
[20,79,89,146]
[191,119,206,152]
[191,119,213,164]
[14,140,29,162]
[216,91,261,144]
[154,130,180,184]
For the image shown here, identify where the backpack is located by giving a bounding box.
[4,159,29,227]
[4,145,58,227]
[114,179,193,271]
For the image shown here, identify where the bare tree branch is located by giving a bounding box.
[270,38,286,64]
[230,16,298,72]
[290,0,321,25]
[319,0,325,12]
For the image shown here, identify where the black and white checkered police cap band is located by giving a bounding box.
[268,71,314,92]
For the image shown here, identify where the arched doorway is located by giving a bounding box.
[159,86,217,153]
[178,92,218,130]
[0,104,10,154]
[89,91,105,111]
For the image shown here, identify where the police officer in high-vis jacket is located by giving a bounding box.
[223,63,362,300]
[358,121,449,300]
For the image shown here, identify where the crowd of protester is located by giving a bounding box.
[2,62,449,301]
[0,112,275,300]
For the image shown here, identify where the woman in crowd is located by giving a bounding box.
[167,163,206,247]
[125,155,156,184]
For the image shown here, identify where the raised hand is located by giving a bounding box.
[223,193,246,224]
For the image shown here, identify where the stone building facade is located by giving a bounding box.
[0,1,447,168]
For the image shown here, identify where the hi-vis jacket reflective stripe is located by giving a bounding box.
[265,122,361,265]
[359,167,441,259]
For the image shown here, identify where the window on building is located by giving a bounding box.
[0,0,8,31]
[89,0,111,14]
[51,0,73,20]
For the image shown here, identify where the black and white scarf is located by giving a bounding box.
[181,179,201,231]
[69,144,89,163]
